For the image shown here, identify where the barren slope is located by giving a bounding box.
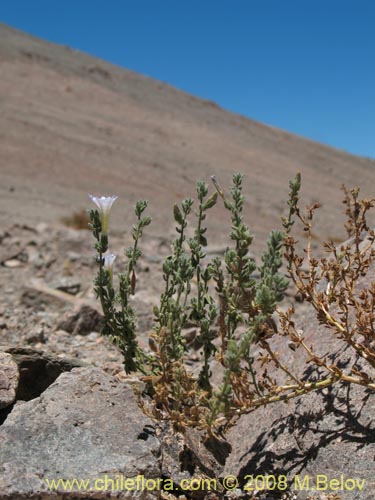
[1,22,374,249]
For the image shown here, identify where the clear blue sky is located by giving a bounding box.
[1,0,374,158]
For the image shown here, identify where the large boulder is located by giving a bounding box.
[0,367,161,499]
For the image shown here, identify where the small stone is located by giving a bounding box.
[35,222,49,233]
[67,251,82,261]
[57,304,103,335]
[25,245,44,267]
[51,277,81,295]
[24,327,46,344]
[3,259,23,268]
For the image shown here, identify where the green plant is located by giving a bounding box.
[89,175,290,432]
[89,174,375,435]
[89,196,151,374]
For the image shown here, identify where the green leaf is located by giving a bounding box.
[173,204,184,224]
[200,235,208,247]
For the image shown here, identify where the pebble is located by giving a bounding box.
[3,259,24,268]
[51,277,81,295]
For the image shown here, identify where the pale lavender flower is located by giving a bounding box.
[89,195,118,235]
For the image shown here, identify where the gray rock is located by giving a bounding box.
[25,244,45,268]
[57,304,103,335]
[0,367,161,499]
[24,326,46,345]
[50,277,81,295]
[156,423,231,500]
[0,352,19,409]
[159,423,228,494]
[224,274,375,500]
[35,223,49,234]
[67,251,83,262]
[224,380,375,500]
[6,347,85,401]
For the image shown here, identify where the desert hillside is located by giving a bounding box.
[0,22,374,248]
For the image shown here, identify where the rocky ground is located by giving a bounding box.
[0,218,303,381]
[2,219,374,500]
[0,222,168,370]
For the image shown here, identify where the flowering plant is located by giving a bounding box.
[89,173,375,434]
[89,174,290,431]
[89,197,151,373]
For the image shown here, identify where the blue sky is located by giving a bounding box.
[1,0,374,158]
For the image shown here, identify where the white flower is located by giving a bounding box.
[89,195,118,235]
[103,253,116,270]
[103,253,116,284]
[89,195,118,213]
